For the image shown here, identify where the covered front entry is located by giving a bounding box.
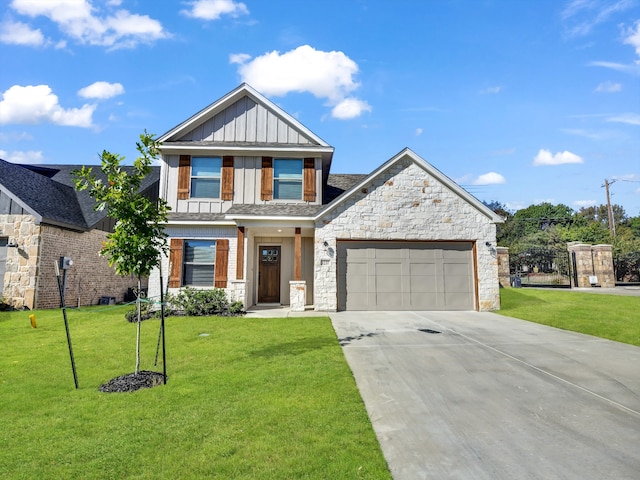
[337,241,476,311]
[258,245,281,303]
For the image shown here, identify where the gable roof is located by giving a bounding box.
[315,148,504,223]
[0,159,160,231]
[158,83,333,150]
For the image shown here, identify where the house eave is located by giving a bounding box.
[158,143,334,157]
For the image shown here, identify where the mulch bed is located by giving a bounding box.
[99,370,166,393]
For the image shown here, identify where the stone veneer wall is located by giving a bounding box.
[0,214,40,309]
[496,246,510,288]
[1,215,143,310]
[313,159,500,311]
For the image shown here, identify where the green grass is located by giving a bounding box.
[498,288,640,346]
[0,306,390,479]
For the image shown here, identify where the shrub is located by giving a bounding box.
[124,300,155,323]
[165,287,244,317]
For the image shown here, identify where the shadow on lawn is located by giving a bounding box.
[501,288,552,308]
[250,336,336,357]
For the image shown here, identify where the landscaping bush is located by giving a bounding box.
[165,287,244,317]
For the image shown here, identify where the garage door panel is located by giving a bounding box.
[338,241,475,311]
[444,262,472,276]
[376,275,403,293]
[445,292,473,310]
[410,293,439,309]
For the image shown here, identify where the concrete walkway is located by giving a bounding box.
[330,311,640,480]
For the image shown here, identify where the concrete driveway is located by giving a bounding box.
[330,311,640,480]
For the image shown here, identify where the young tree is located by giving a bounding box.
[74,131,170,375]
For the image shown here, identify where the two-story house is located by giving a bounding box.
[149,83,503,312]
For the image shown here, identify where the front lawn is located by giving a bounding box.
[0,306,390,479]
[498,288,640,346]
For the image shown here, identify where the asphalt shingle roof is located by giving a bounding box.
[0,159,160,231]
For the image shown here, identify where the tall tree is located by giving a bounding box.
[74,132,170,375]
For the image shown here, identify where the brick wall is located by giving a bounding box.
[37,225,144,309]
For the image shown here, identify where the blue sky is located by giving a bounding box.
[1,0,639,215]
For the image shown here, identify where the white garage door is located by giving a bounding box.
[337,241,475,311]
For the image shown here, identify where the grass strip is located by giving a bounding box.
[498,288,640,346]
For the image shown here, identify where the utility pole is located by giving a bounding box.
[602,179,616,238]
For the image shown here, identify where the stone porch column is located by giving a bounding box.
[289,280,306,312]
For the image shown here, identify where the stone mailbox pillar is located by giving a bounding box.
[567,243,615,288]
[496,247,510,288]
[592,245,615,288]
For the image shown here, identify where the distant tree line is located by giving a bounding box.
[485,201,640,281]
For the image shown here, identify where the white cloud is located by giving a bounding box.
[181,0,249,20]
[588,60,640,75]
[0,20,44,46]
[0,85,95,127]
[473,172,506,185]
[0,149,45,164]
[415,128,423,136]
[479,86,502,95]
[232,45,370,119]
[606,113,640,125]
[229,53,251,64]
[331,98,372,119]
[573,199,597,208]
[8,0,169,49]
[78,81,124,99]
[623,20,640,57]
[594,81,621,92]
[533,149,584,166]
[561,0,634,37]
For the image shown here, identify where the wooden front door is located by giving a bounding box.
[258,246,281,303]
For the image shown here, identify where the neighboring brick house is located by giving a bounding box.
[0,160,159,309]
[149,83,503,312]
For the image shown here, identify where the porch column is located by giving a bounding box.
[294,227,301,281]
[290,227,306,311]
[236,226,245,280]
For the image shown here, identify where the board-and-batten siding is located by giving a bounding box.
[178,96,314,145]
[165,155,321,213]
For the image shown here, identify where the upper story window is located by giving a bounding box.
[191,157,221,198]
[273,159,302,200]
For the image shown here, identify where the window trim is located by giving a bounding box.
[273,158,303,200]
[182,239,217,287]
[190,157,222,199]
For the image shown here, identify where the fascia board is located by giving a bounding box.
[225,215,315,224]
[165,220,236,227]
[158,144,334,156]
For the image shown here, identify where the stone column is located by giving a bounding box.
[496,247,510,288]
[567,243,594,288]
[289,280,306,312]
[592,244,615,288]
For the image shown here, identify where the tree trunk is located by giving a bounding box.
[135,277,141,375]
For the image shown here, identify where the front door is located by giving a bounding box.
[258,246,281,303]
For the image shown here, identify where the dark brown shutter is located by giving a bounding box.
[177,155,191,200]
[236,227,245,280]
[303,157,316,202]
[261,157,273,200]
[168,239,183,288]
[214,239,229,288]
[221,156,234,201]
